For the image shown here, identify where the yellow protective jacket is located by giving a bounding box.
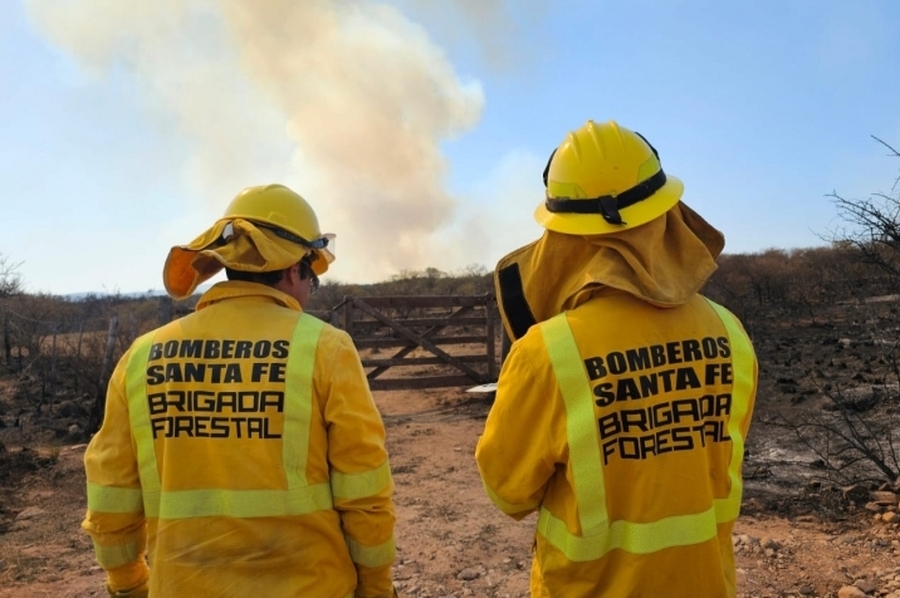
[82,281,396,598]
[476,204,758,597]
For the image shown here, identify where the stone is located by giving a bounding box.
[837,587,867,598]
[15,506,45,521]
[872,491,899,506]
[457,568,480,581]
[854,578,878,594]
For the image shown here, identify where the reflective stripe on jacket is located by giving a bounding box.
[83,281,396,598]
[476,292,758,598]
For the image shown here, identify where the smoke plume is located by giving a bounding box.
[25,0,496,283]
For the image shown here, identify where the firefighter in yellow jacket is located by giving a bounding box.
[82,184,397,597]
[475,120,758,597]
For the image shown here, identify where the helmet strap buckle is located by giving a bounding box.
[597,196,625,225]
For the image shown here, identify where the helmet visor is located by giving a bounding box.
[311,233,336,275]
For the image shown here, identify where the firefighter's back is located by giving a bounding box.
[142,291,357,597]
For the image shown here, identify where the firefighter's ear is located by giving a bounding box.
[283,262,302,284]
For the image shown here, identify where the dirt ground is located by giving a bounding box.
[2,298,900,597]
[0,387,897,598]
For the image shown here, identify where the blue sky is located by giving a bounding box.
[2,0,899,296]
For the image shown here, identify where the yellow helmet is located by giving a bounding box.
[223,184,334,274]
[534,120,684,235]
[163,183,335,300]
[225,184,322,246]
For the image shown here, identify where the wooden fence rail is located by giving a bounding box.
[310,294,499,391]
[159,293,502,392]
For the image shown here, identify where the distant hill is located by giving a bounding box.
[62,283,215,302]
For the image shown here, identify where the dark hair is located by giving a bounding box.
[224,253,318,290]
[224,267,285,286]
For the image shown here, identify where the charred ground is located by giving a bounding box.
[1,253,900,596]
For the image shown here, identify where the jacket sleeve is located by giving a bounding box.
[476,335,561,520]
[82,350,151,594]
[319,329,396,598]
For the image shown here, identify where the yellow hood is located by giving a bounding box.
[494,202,725,341]
[163,218,324,301]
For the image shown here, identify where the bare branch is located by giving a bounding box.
[0,252,24,298]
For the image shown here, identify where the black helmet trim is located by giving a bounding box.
[541,129,666,226]
[201,220,329,251]
[251,221,330,249]
[543,168,667,226]
[541,148,558,188]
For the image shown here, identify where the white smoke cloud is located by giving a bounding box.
[435,148,546,271]
[24,0,490,283]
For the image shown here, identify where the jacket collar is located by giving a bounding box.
[195,280,302,312]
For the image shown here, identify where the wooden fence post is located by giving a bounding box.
[342,298,354,338]
[49,322,58,397]
[485,294,497,380]
[75,319,85,396]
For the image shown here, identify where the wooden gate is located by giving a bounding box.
[316,294,499,391]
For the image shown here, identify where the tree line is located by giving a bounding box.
[0,246,888,430]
